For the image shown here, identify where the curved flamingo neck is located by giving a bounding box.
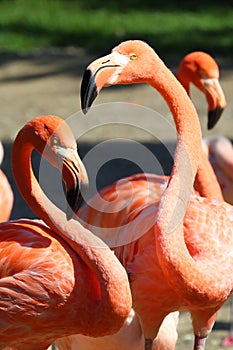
[11,126,106,251]
[11,123,131,333]
[148,59,201,206]
[147,57,225,304]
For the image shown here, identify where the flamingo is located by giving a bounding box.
[177,51,226,130]
[65,50,228,350]
[177,50,226,199]
[0,141,13,222]
[55,49,229,350]
[53,51,228,350]
[0,115,132,350]
[79,40,233,350]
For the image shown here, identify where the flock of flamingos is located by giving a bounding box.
[0,39,233,350]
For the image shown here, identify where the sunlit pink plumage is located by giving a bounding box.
[0,141,13,222]
[77,40,233,350]
[0,115,131,350]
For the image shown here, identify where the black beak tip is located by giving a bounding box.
[80,68,98,114]
[207,107,224,130]
[82,106,89,115]
[66,188,84,221]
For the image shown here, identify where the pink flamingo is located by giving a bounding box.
[55,50,229,350]
[0,115,131,349]
[0,141,13,221]
[177,51,226,130]
[79,40,233,350]
[177,50,226,198]
[64,50,228,350]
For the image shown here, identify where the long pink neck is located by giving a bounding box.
[177,70,223,201]
[11,130,131,336]
[148,57,225,304]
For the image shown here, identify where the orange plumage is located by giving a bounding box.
[0,115,131,350]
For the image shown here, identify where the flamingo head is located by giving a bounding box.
[177,51,226,129]
[81,40,159,113]
[24,115,89,219]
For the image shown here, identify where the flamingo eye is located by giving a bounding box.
[200,70,206,78]
[130,53,137,60]
[53,137,59,146]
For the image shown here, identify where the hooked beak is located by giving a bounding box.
[58,147,89,220]
[81,52,128,113]
[81,68,98,114]
[207,107,224,130]
[203,78,226,129]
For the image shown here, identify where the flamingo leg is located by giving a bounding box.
[145,338,153,350]
[194,336,207,350]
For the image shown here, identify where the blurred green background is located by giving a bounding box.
[0,0,232,60]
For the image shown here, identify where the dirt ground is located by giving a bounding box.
[0,47,233,349]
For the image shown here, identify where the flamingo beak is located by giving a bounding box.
[58,147,88,220]
[81,52,129,113]
[81,68,98,114]
[207,107,224,130]
[203,78,226,129]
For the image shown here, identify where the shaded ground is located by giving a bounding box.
[0,47,233,349]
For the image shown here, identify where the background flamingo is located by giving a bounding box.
[0,115,131,349]
[0,141,13,222]
[79,40,233,350]
[177,51,226,130]
[177,51,226,198]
